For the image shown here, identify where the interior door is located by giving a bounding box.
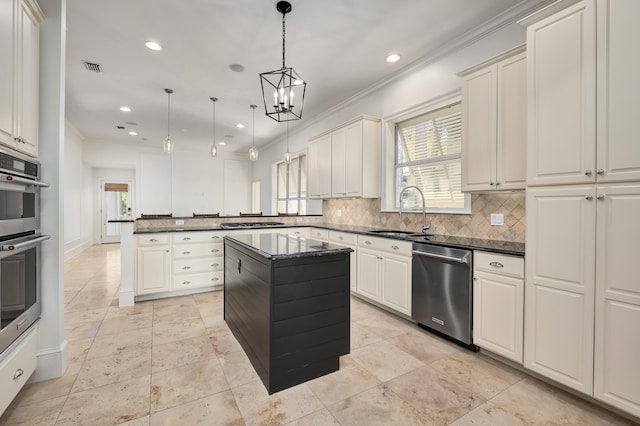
[101,181,131,244]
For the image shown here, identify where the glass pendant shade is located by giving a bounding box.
[163,88,174,154]
[259,1,306,122]
[210,97,218,158]
[284,151,291,163]
[249,104,258,161]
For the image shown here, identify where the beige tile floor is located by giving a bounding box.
[1,244,637,425]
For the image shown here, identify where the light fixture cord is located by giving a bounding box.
[281,11,286,69]
[167,91,171,138]
[252,105,256,148]
[286,118,289,151]
[212,99,216,146]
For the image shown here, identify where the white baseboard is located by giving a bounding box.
[119,288,135,307]
[29,339,69,383]
[64,239,93,262]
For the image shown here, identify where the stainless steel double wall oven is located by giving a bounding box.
[0,149,48,356]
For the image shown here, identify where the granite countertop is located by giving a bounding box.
[224,233,353,260]
[134,222,525,256]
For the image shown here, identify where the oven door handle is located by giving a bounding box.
[412,250,469,264]
[0,235,50,251]
[0,173,50,187]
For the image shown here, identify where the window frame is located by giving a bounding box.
[274,153,307,215]
[381,94,471,214]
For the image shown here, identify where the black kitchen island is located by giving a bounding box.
[223,233,352,394]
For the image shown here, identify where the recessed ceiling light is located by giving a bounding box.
[386,53,401,63]
[128,131,137,136]
[120,106,131,112]
[219,141,226,146]
[145,41,163,51]
[229,64,245,72]
[236,124,245,129]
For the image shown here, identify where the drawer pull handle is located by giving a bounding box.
[183,251,191,255]
[597,169,604,175]
[183,237,191,241]
[339,236,343,240]
[211,263,219,268]
[182,281,191,285]
[585,169,593,176]
[13,369,24,380]
[365,241,371,245]
[597,195,605,200]
[212,236,220,239]
[212,277,219,282]
[182,266,191,270]
[211,249,219,253]
[149,239,158,242]
[489,261,504,268]
[392,245,399,250]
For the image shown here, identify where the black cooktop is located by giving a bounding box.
[220,222,285,229]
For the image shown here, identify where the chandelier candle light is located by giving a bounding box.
[259,1,306,122]
[210,97,218,157]
[249,105,258,161]
[163,88,174,154]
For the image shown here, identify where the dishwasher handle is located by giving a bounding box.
[412,249,470,264]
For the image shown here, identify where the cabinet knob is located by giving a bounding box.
[183,251,191,254]
[392,245,399,250]
[596,169,604,175]
[585,195,593,200]
[585,170,593,176]
[597,195,605,200]
[13,369,24,380]
[365,241,371,245]
[489,182,495,186]
[339,236,343,240]
[489,261,504,268]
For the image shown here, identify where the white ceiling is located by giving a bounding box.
[65,0,549,155]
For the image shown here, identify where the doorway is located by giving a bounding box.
[101,180,132,244]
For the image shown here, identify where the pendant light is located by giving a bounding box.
[259,1,306,122]
[284,118,291,163]
[163,88,174,154]
[210,97,218,157]
[249,104,259,161]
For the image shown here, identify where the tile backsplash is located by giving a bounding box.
[323,192,526,242]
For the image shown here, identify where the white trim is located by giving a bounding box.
[63,239,93,261]
[30,340,69,383]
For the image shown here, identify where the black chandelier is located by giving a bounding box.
[259,1,306,122]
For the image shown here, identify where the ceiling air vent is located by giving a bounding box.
[82,60,103,73]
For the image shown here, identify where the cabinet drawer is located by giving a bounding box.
[310,228,329,240]
[357,235,412,256]
[0,326,37,414]
[474,251,524,278]
[173,271,223,289]
[173,243,223,258]
[172,231,226,244]
[286,227,310,238]
[173,257,223,274]
[137,234,170,246]
[328,231,357,245]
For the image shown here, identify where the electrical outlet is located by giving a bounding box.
[490,214,504,226]
[337,209,342,217]
[175,219,185,226]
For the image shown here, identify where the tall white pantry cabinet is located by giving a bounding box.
[522,0,640,418]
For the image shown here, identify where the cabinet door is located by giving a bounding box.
[594,184,640,416]
[308,134,331,198]
[14,0,39,156]
[331,128,346,197]
[356,248,380,301]
[524,185,596,394]
[596,0,640,183]
[137,246,171,295]
[496,52,526,190]
[473,271,523,363]
[461,65,497,191]
[381,254,411,316]
[344,121,363,197]
[0,0,15,148]
[526,0,596,186]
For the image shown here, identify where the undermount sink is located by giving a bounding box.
[368,230,424,237]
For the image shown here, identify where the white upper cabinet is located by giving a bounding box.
[461,46,526,192]
[595,0,640,183]
[0,0,43,156]
[308,117,381,199]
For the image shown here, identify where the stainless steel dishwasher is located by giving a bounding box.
[412,242,476,350]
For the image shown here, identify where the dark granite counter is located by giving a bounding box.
[133,222,524,256]
[224,233,353,260]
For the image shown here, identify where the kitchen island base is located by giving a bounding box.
[224,234,351,394]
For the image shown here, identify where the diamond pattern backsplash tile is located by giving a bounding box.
[323,192,526,242]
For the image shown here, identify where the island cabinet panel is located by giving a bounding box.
[224,236,350,394]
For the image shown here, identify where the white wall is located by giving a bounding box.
[63,122,92,259]
[253,22,528,209]
[223,159,251,216]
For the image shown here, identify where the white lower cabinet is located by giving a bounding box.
[356,235,411,316]
[171,231,225,292]
[473,251,524,363]
[328,231,357,292]
[0,325,37,415]
[136,235,171,295]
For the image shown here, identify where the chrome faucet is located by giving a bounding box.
[399,185,430,236]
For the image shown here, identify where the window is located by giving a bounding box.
[276,154,307,215]
[395,100,469,213]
